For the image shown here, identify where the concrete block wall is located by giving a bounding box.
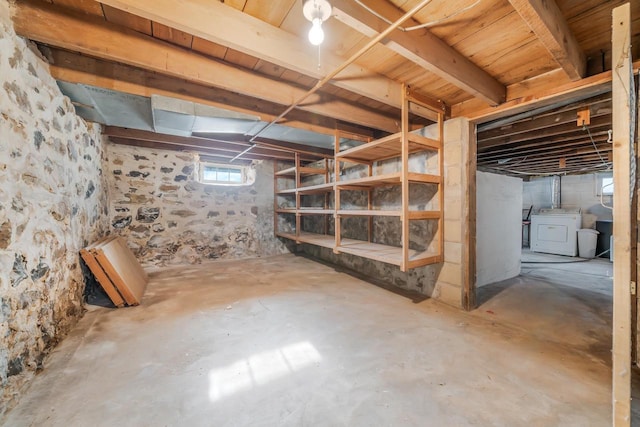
[523,173,613,228]
[301,118,473,308]
[106,144,288,266]
[0,0,109,416]
[476,171,522,287]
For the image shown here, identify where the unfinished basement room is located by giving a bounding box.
[1,0,639,425]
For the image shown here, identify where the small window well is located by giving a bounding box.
[199,162,248,186]
[601,176,614,195]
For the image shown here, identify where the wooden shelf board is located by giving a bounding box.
[299,166,328,175]
[276,166,328,176]
[408,133,441,150]
[298,208,334,214]
[276,231,296,239]
[408,210,441,220]
[336,239,440,268]
[336,172,440,189]
[337,172,401,188]
[275,166,296,176]
[297,232,335,248]
[337,209,400,217]
[336,210,441,219]
[297,182,335,194]
[275,232,441,269]
[336,131,439,162]
[408,173,442,184]
[276,188,297,194]
[276,231,335,249]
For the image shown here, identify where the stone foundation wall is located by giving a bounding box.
[106,144,287,266]
[0,0,109,416]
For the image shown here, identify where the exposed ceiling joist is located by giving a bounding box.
[189,133,333,158]
[12,1,399,133]
[103,127,333,159]
[477,101,611,142]
[95,0,444,120]
[107,137,264,163]
[478,114,611,149]
[106,136,299,161]
[481,154,610,169]
[331,0,505,106]
[453,61,640,122]
[478,138,613,163]
[508,0,586,80]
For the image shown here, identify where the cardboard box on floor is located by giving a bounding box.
[81,236,148,307]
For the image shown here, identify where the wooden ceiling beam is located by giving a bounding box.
[12,1,399,133]
[453,61,640,122]
[95,0,444,120]
[331,0,505,106]
[508,0,586,80]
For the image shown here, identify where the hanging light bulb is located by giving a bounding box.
[308,18,324,45]
[302,0,331,46]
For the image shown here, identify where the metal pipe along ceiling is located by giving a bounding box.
[232,0,434,162]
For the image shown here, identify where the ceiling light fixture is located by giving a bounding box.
[303,0,332,46]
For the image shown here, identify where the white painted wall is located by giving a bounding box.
[476,172,523,287]
[522,173,613,228]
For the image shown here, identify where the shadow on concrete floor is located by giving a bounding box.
[475,253,612,365]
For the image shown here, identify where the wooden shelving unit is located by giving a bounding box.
[275,85,444,271]
[274,152,333,244]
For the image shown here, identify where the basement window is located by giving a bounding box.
[596,173,614,196]
[601,177,614,195]
[199,162,248,186]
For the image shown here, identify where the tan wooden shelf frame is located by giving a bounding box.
[274,85,444,271]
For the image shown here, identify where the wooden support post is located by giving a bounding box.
[295,152,301,241]
[438,112,445,263]
[368,163,373,243]
[401,85,410,272]
[324,157,330,236]
[274,161,279,236]
[334,131,342,253]
[463,119,476,310]
[612,3,632,425]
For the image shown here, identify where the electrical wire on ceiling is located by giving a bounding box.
[497,156,528,167]
[582,124,612,170]
[231,0,436,162]
[352,0,482,32]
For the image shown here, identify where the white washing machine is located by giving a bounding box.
[530,208,582,256]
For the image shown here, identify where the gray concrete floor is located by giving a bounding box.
[3,253,615,426]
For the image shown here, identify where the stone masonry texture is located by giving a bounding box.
[0,0,109,417]
[106,144,287,266]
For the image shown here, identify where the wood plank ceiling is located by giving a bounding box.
[10,0,640,173]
